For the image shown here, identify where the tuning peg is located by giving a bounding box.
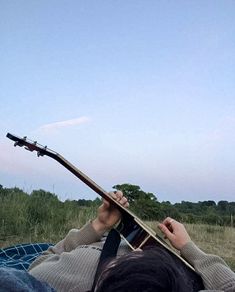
[37,151,44,157]
[14,141,23,147]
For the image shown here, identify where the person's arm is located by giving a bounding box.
[158,217,235,292]
[29,191,129,272]
[180,241,235,292]
[41,191,129,255]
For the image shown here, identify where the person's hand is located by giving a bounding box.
[92,191,129,235]
[158,217,191,250]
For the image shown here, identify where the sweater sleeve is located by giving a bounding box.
[28,221,103,272]
[47,221,103,254]
[180,241,235,292]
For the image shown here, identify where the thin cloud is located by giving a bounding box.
[38,116,91,133]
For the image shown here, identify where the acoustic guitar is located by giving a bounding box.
[6,132,204,290]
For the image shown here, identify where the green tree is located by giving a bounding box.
[113,183,159,220]
[218,201,229,213]
[160,201,181,221]
[113,183,157,203]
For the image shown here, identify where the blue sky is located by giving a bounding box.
[0,1,235,203]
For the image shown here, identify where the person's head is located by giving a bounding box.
[95,247,194,292]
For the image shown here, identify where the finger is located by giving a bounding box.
[123,201,129,208]
[119,196,127,205]
[162,218,175,233]
[162,217,175,227]
[109,191,118,200]
[108,191,128,207]
[158,223,174,241]
[102,198,110,209]
[119,197,129,208]
[115,190,123,201]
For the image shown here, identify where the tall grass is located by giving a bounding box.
[1,189,234,271]
[0,188,98,247]
[185,223,235,271]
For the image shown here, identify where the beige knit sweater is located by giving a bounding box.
[28,222,235,292]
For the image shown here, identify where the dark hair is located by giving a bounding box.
[95,247,198,292]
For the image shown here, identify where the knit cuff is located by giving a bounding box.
[76,221,103,244]
[180,241,206,265]
[61,221,103,252]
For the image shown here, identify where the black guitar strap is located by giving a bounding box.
[90,229,121,292]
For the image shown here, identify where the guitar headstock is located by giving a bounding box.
[6,133,56,158]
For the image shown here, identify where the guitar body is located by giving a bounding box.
[6,133,204,290]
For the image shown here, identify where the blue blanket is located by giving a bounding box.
[0,243,53,271]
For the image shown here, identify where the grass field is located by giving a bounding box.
[1,220,235,271]
[185,223,235,271]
